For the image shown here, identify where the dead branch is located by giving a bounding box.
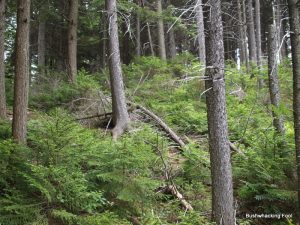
[134,104,186,148]
[74,112,112,121]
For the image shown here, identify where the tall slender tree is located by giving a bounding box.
[13,0,31,143]
[255,0,264,87]
[246,0,257,63]
[106,0,130,139]
[267,24,285,135]
[195,0,205,65]
[135,0,141,57]
[0,0,6,119]
[287,0,300,221]
[38,4,46,78]
[237,0,246,66]
[205,0,234,224]
[157,0,166,60]
[67,0,78,83]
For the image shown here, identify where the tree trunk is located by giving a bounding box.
[168,26,176,59]
[13,0,31,143]
[267,24,285,134]
[255,0,264,87]
[136,0,141,57]
[237,0,246,65]
[246,0,257,63]
[147,22,155,56]
[287,0,300,221]
[255,0,262,66]
[195,0,206,65]
[241,0,250,70]
[0,0,6,119]
[101,12,107,69]
[205,0,234,224]
[106,0,130,139]
[67,0,78,83]
[157,0,166,60]
[38,7,46,78]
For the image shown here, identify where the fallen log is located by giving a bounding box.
[75,112,112,121]
[134,104,186,148]
[166,185,194,211]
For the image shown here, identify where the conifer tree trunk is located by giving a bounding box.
[157,0,166,60]
[246,0,257,63]
[241,0,250,70]
[147,23,155,56]
[101,12,107,69]
[13,0,30,143]
[67,0,78,83]
[136,0,141,57]
[287,0,300,220]
[237,0,246,65]
[255,0,264,87]
[267,24,285,134]
[168,27,176,59]
[0,0,6,119]
[38,5,46,78]
[195,0,206,65]
[255,0,262,67]
[106,0,130,139]
[205,0,234,224]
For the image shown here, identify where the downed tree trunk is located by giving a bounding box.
[135,103,243,155]
[135,104,186,148]
[166,185,194,211]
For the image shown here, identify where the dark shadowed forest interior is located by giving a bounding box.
[1,0,300,224]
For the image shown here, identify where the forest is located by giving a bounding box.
[0,0,299,224]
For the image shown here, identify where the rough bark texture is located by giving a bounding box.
[157,0,166,60]
[205,1,234,224]
[101,12,107,69]
[0,0,6,119]
[287,0,300,220]
[195,0,206,65]
[168,27,177,59]
[241,0,250,70]
[147,22,155,56]
[106,0,130,139]
[67,0,78,83]
[38,6,46,77]
[237,0,246,65]
[268,25,284,135]
[136,0,141,57]
[255,0,264,87]
[267,24,285,134]
[255,0,262,66]
[246,0,257,62]
[13,0,30,143]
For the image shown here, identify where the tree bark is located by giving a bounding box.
[237,0,246,65]
[13,0,30,143]
[136,0,141,57]
[241,0,250,70]
[287,0,300,220]
[255,0,262,67]
[195,0,206,65]
[255,0,264,87]
[246,0,257,63]
[38,5,46,78]
[168,26,176,59]
[205,1,234,224]
[0,0,6,119]
[157,0,166,60]
[147,22,155,56]
[67,0,78,83]
[106,0,130,139]
[267,24,285,134]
